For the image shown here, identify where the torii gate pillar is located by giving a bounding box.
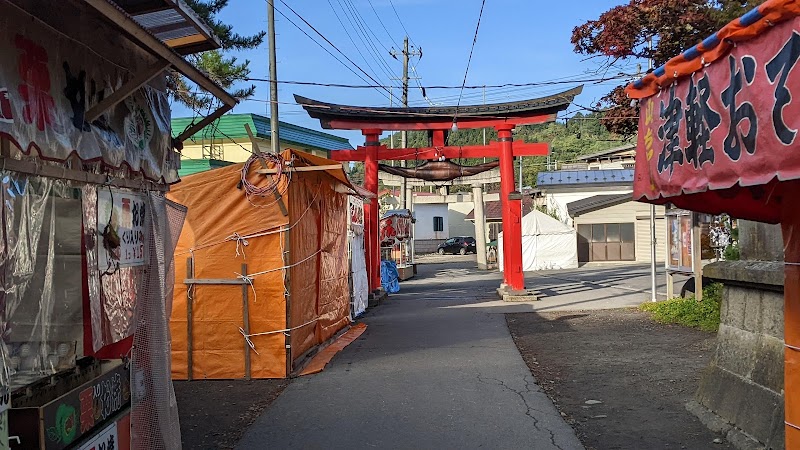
[363,129,381,292]
[497,125,525,291]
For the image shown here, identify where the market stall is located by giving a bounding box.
[0,1,236,448]
[380,209,415,281]
[168,149,360,379]
[626,0,800,445]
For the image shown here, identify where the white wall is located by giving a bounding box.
[448,202,476,238]
[413,203,449,240]
[546,190,633,226]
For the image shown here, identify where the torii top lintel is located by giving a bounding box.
[294,86,583,131]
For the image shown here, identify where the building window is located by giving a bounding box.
[433,216,444,232]
[577,222,635,262]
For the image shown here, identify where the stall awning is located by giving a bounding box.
[627,0,800,223]
[116,0,222,55]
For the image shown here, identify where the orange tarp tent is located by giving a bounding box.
[168,149,355,379]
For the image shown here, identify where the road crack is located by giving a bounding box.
[476,373,564,450]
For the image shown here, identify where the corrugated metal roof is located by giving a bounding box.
[115,0,220,54]
[536,169,635,187]
[576,144,636,161]
[566,193,633,217]
[171,114,354,152]
[178,158,234,177]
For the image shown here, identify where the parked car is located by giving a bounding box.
[437,237,477,255]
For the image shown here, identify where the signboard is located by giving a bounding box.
[0,6,175,182]
[666,210,695,273]
[76,422,116,450]
[97,189,149,271]
[633,17,800,223]
[348,196,364,233]
[380,212,411,245]
[39,364,130,450]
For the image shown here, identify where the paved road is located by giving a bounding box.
[237,262,584,450]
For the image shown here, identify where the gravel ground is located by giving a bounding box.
[507,308,735,450]
[175,379,289,449]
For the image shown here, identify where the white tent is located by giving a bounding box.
[498,210,579,271]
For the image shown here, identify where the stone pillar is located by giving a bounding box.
[406,186,415,264]
[472,184,488,270]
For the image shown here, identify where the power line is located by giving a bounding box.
[456,0,487,111]
[327,0,387,84]
[387,0,415,47]
[366,0,401,48]
[269,2,383,99]
[273,0,401,103]
[339,0,397,81]
[242,73,629,90]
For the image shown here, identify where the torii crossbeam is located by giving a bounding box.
[296,86,582,294]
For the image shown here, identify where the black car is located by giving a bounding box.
[437,237,477,255]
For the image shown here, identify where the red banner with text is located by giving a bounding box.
[634,17,800,222]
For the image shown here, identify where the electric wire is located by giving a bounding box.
[327,0,387,84]
[366,0,401,48]
[338,0,397,83]
[269,2,387,100]
[457,0,487,111]
[273,0,401,103]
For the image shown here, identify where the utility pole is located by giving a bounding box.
[390,37,422,209]
[648,37,658,303]
[267,0,280,155]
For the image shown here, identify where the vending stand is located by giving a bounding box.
[0,1,236,448]
[380,209,415,281]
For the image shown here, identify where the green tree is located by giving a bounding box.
[172,0,266,110]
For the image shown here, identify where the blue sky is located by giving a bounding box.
[172,0,642,146]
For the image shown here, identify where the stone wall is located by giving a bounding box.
[738,221,784,262]
[697,261,784,449]
[415,239,445,254]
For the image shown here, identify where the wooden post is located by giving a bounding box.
[186,257,194,381]
[284,223,292,376]
[666,271,674,299]
[693,213,703,301]
[241,263,251,380]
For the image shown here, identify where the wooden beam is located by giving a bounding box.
[244,123,289,216]
[186,257,194,381]
[241,263,251,381]
[184,278,250,285]
[164,34,207,50]
[0,157,168,191]
[83,0,237,107]
[327,142,549,162]
[256,164,344,174]
[175,104,233,143]
[85,60,170,122]
[324,114,556,131]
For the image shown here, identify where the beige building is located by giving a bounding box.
[568,194,666,264]
[172,113,353,166]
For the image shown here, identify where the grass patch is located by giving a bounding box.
[640,283,723,332]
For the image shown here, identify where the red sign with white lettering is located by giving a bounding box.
[634,17,800,223]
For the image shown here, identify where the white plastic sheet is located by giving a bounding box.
[499,210,579,272]
[350,232,368,318]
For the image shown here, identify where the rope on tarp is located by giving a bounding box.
[238,318,319,354]
[177,181,324,257]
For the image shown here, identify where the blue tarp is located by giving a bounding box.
[381,260,400,294]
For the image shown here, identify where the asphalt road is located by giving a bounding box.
[236,262,584,450]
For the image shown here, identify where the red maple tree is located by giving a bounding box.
[571,0,766,135]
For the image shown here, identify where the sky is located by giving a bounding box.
[172,0,643,147]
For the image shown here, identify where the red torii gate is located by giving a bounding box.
[296,87,582,294]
